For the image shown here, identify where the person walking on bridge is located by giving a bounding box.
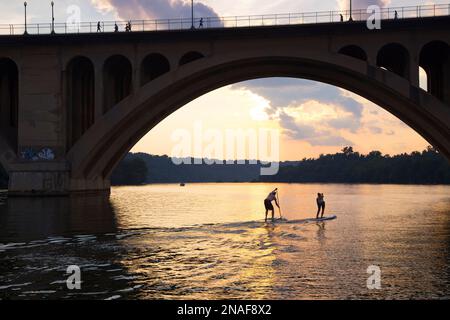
[125,21,132,32]
[264,188,280,222]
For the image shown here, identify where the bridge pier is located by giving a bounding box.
[8,169,110,196]
[8,170,70,196]
[409,61,420,88]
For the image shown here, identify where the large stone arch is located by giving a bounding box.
[377,43,410,80]
[419,40,450,104]
[66,53,450,191]
[140,53,171,86]
[103,55,132,113]
[179,51,205,66]
[0,57,18,154]
[338,45,367,61]
[66,56,95,150]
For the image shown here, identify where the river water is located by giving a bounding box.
[0,183,449,299]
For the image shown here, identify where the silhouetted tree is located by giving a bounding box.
[342,146,354,156]
[111,156,148,185]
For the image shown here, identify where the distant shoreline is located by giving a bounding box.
[111,181,450,187]
[111,147,450,186]
[1,147,448,189]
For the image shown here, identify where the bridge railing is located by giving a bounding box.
[1,3,449,35]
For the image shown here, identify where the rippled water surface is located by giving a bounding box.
[0,183,449,299]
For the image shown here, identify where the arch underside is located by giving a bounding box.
[67,56,450,183]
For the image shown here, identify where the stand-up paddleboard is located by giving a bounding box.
[309,215,337,222]
[264,217,288,224]
[264,215,336,225]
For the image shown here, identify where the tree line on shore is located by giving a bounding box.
[0,146,448,189]
[259,146,450,184]
[110,146,450,185]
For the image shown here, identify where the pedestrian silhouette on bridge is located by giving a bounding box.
[97,21,101,32]
[199,18,204,28]
[125,21,132,32]
[394,10,398,20]
[114,23,119,32]
[340,14,344,22]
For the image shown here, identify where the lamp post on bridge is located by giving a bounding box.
[191,0,195,29]
[51,1,55,34]
[349,0,353,21]
[24,2,28,35]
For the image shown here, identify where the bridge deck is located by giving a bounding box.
[0,3,449,36]
[0,16,449,45]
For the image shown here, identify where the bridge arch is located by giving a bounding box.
[179,51,205,66]
[419,40,450,103]
[338,45,367,61]
[66,56,95,149]
[103,55,133,113]
[0,57,18,153]
[66,54,450,186]
[377,43,410,79]
[140,53,171,86]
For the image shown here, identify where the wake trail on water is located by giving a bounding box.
[0,216,337,252]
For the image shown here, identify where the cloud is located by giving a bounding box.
[279,112,317,139]
[232,78,363,119]
[368,126,383,134]
[0,2,24,24]
[337,0,391,11]
[386,130,395,136]
[91,0,219,20]
[232,78,363,145]
[279,112,353,147]
[327,115,361,132]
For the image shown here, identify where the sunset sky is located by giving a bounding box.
[1,0,444,160]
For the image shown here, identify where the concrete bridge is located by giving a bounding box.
[0,14,449,196]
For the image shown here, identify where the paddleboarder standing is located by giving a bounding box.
[316,193,325,218]
[264,188,280,222]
